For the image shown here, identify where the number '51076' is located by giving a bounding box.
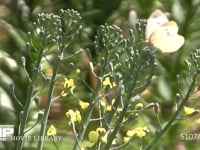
[180,133,200,141]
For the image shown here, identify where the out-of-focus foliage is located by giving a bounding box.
[0,0,200,150]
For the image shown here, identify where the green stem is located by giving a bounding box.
[16,38,45,150]
[104,90,134,149]
[144,73,198,150]
[73,80,101,150]
[106,90,122,125]
[73,102,95,150]
[73,49,110,150]
[37,54,62,150]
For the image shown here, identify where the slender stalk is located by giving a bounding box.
[73,101,95,150]
[106,90,122,125]
[103,93,131,149]
[73,81,101,150]
[16,38,45,150]
[73,48,109,150]
[37,54,62,150]
[144,73,198,150]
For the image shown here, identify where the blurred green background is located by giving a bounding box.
[0,0,200,149]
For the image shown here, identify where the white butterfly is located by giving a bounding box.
[145,9,185,53]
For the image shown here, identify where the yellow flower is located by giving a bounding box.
[64,78,75,89]
[47,125,56,136]
[103,77,111,86]
[88,131,99,143]
[61,90,68,97]
[101,131,109,144]
[76,68,81,74]
[112,82,116,87]
[135,103,144,110]
[126,126,149,138]
[66,109,75,119]
[79,100,89,110]
[75,110,82,123]
[127,130,134,137]
[81,141,94,149]
[103,77,116,88]
[81,128,107,148]
[105,105,112,111]
[123,137,130,144]
[96,127,106,134]
[183,106,196,116]
[142,126,149,133]
[66,109,82,124]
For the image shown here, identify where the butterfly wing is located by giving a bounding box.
[149,21,178,41]
[150,35,185,53]
[149,21,185,53]
[145,9,168,40]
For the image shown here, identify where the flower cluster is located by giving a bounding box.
[81,127,107,149]
[124,126,149,143]
[61,77,75,97]
[102,77,116,89]
[66,109,81,125]
[100,98,115,112]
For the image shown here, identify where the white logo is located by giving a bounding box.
[0,125,14,141]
